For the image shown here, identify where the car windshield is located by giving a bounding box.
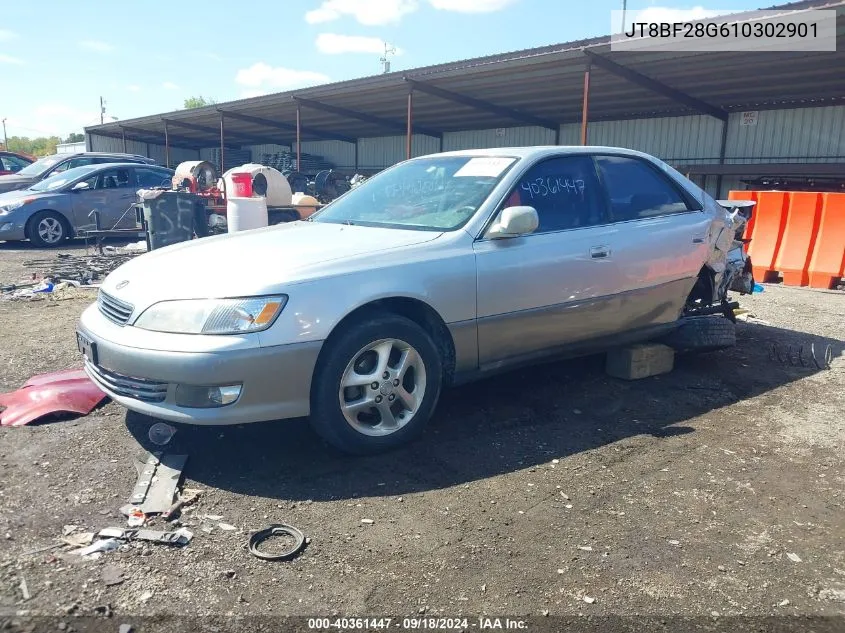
[28,165,99,192]
[312,155,517,231]
[17,155,62,177]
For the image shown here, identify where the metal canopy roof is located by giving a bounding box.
[86,0,845,150]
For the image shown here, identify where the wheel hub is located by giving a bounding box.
[378,381,393,397]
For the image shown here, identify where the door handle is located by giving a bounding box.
[692,236,706,243]
[590,245,610,259]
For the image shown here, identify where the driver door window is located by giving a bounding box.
[502,156,606,232]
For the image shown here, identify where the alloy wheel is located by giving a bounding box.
[338,338,427,437]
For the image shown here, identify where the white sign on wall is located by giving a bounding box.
[740,111,759,126]
[495,128,506,137]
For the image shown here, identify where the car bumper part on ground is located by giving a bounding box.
[77,308,322,426]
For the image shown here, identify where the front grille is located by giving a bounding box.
[86,361,168,403]
[98,290,134,325]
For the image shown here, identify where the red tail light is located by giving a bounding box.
[230,172,253,197]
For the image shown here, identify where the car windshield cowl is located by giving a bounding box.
[312,155,517,232]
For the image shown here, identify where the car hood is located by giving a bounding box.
[102,221,442,308]
[0,189,54,204]
[0,175,36,194]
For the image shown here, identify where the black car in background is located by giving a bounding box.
[0,152,156,194]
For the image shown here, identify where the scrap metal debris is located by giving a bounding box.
[98,527,193,545]
[0,368,107,427]
[15,251,139,287]
[128,452,188,514]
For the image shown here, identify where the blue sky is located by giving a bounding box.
[1,0,763,139]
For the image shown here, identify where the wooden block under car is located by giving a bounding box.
[605,344,675,380]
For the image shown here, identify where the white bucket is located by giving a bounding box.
[227,196,268,232]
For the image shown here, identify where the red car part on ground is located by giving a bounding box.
[0,368,107,427]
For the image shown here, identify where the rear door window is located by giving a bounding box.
[135,168,171,188]
[502,155,607,233]
[595,155,692,222]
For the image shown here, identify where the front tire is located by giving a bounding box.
[310,313,443,454]
[27,211,69,247]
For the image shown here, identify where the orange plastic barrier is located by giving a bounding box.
[774,192,823,287]
[746,191,789,283]
[807,192,845,289]
[728,189,758,240]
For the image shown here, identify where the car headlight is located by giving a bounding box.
[134,296,287,334]
[0,199,28,215]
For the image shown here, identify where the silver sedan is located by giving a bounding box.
[77,147,753,453]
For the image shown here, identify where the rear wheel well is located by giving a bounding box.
[685,266,716,310]
[323,298,456,385]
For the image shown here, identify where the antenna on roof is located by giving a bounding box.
[380,42,396,74]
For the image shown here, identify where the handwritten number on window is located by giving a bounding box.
[520,177,585,200]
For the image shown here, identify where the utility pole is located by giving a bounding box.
[621,0,627,33]
[380,42,396,74]
[1,118,7,150]
[100,96,105,125]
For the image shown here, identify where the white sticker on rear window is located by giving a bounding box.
[453,157,515,178]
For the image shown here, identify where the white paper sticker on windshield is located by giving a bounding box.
[453,157,515,178]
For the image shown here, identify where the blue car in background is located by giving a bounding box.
[0,163,173,247]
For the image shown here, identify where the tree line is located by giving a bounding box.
[2,133,85,157]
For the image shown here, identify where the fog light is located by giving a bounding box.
[175,384,242,408]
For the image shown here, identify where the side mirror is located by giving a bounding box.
[487,205,539,239]
[71,181,90,192]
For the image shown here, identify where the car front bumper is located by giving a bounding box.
[0,215,28,241]
[77,305,322,425]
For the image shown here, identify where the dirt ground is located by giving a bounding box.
[0,240,844,630]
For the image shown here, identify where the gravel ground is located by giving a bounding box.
[0,241,844,631]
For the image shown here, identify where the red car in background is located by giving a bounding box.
[0,151,34,176]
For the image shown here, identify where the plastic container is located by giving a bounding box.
[222,164,292,207]
[227,196,269,232]
[292,193,320,220]
[148,422,176,446]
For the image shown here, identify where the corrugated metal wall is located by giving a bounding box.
[725,105,845,164]
[575,115,724,165]
[89,105,845,192]
[357,135,440,170]
[247,143,291,163]
[87,132,198,166]
[301,141,356,169]
[443,126,555,151]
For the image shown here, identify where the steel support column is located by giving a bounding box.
[296,102,302,170]
[219,113,226,173]
[581,61,591,146]
[716,118,729,197]
[121,128,127,153]
[164,120,170,168]
[406,89,414,160]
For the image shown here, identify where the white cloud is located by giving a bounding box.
[631,6,724,23]
[305,0,418,25]
[235,62,329,91]
[127,85,141,93]
[0,29,17,42]
[428,0,519,12]
[162,82,180,90]
[8,104,101,137]
[79,40,114,53]
[316,33,400,55]
[0,53,23,65]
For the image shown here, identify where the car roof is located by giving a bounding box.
[78,162,172,171]
[430,146,661,162]
[53,152,154,160]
